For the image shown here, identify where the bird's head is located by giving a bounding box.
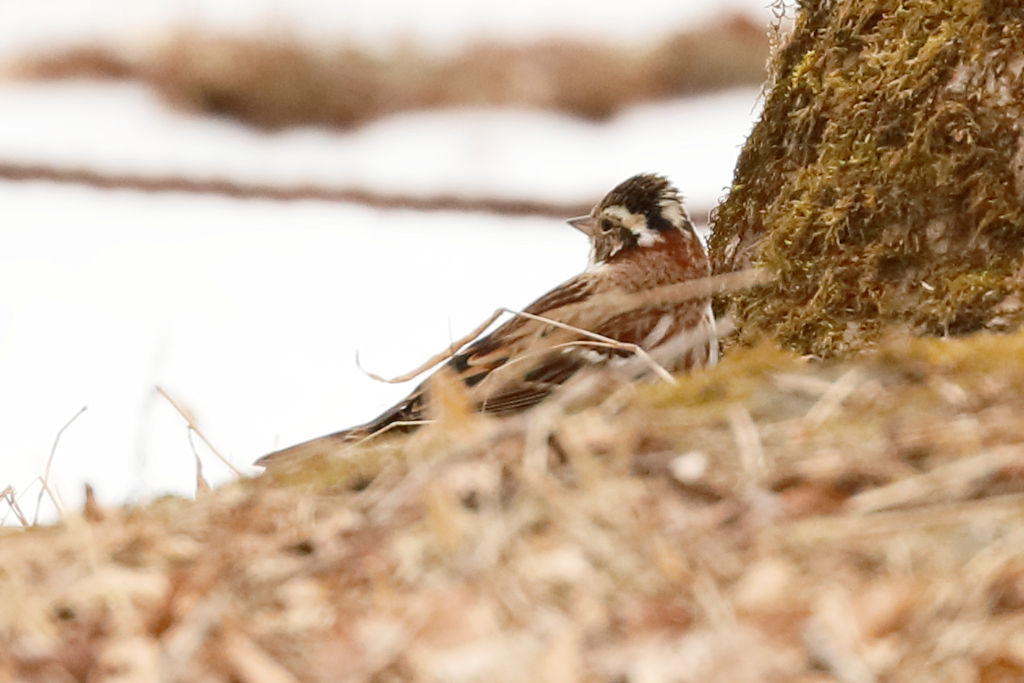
[568,173,695,268]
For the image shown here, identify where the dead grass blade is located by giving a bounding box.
[499,307,677,385]
[845,446,1024,514]
[31,405,87,525]
[728,404,768,485]
[156,386,242,476]
[190,432,212,497]
[2,486,29,527]
[804,368,864,428]
[582,268,773,313]
[357,270,766,394]
[785,493,1024,544]
[355,309,505,383]
[350,420,435,447]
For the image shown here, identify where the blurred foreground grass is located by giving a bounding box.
[3,331,1024,680]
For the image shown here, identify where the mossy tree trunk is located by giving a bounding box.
[709,0,1024,357]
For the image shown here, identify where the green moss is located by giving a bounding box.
[263,440,406,491]
[875,327,1024,380]
[643,342,801,410]
[710,0,1024,356]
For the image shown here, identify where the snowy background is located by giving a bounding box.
[0,0,773,522]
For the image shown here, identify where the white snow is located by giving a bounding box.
[0,81,759,211]
[2,185,588,519]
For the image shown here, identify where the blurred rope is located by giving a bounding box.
[0,161,594,218]
[0,161,712,221]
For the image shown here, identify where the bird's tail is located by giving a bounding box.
[253,427,369,468]
[255,392,425,468]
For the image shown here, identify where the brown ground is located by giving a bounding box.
[3,334,1024,681]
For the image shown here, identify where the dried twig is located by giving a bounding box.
[221,627,301,683]
[356,305,680,389]
[356,268,767,386]
[351,420,435,447]
[189,431,212,496]
[2,486,29,527]
[845,446,1024,514]
[355,309,505,384]
[804,368,863,427]
[0,162,599,218]
[500,307,677,384]
[156,386,243,476]
[728,404,768,484]
[573,268,772,316]
[785,493,1024,544]
[32,405,87,525]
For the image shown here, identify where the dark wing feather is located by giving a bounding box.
[520,275,596,316]
[476,350,587,414]
[255,388,426,467]
[406,272,596,394]
[254,427,368,467]
[475,299,709,416]
[439,274,598,414]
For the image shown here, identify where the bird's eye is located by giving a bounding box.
[600,219,614,233]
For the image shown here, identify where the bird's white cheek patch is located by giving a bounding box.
[633,224,661,247]
[659,199,687,230]
[605,206,663,247]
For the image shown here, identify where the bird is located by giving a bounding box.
[256,173,717,467]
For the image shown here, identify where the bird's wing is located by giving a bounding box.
[256,274,602,467]
[438,274,597,404]
[255,391,425,468]
[362,273,709,420]
[521,274,598,316]
[471,288,715,415]
[442,274,612,414]
[430,273,596,384]
[253,427,368,467]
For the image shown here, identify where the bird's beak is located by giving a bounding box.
[567,215,597,236]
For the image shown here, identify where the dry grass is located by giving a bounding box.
[12,13,769,129]
[3,331,1024,680]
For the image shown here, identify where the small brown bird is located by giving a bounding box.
[257,173,716,466]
